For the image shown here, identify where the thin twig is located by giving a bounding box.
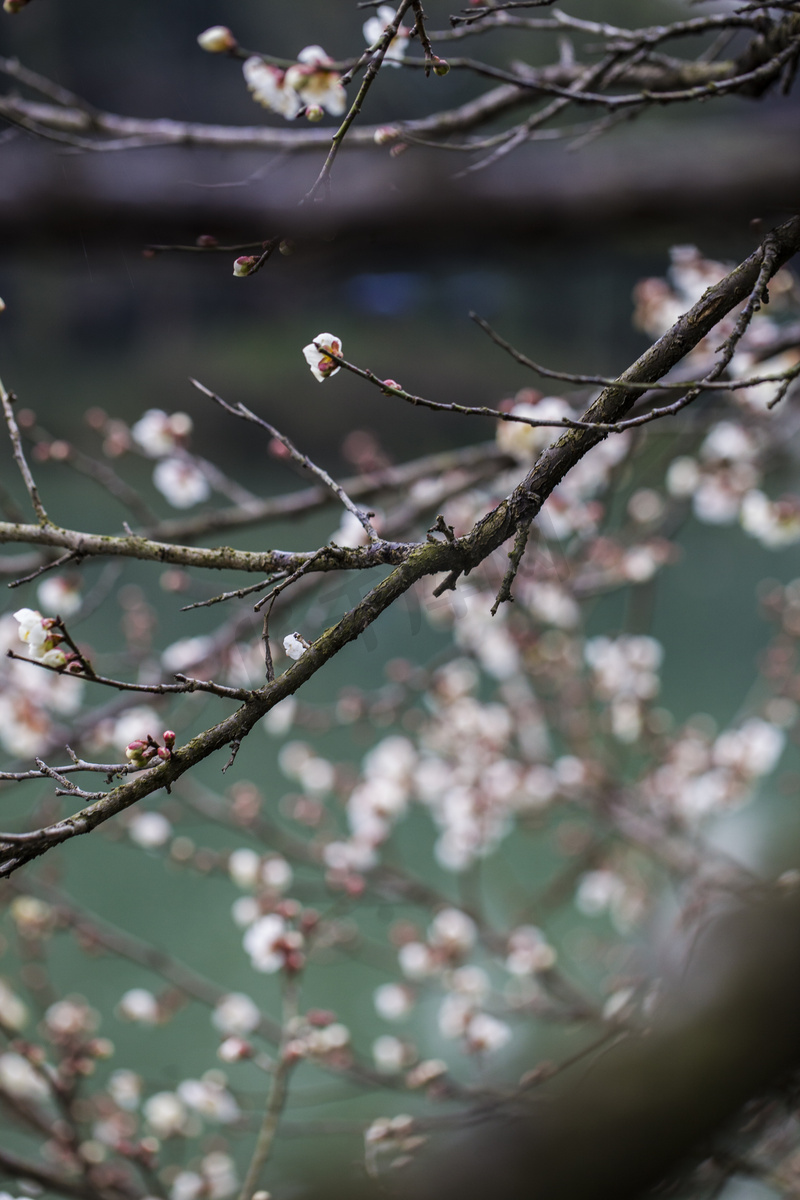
[190,377,380,542]
[0,376,48,524]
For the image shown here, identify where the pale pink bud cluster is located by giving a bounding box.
[125,729,175,769]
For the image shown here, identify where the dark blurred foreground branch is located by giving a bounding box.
[394,889,800,1200]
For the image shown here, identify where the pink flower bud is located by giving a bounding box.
[374,125,399,146]
[196,234,218,247]
[162,730,176,746]
[233,256,258,277]
[305,105,324,122]
[432,57,450,76]
[307,1009,336,1027]
[382,379,402,391]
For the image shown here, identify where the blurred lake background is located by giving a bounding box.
[1,0,800,1191]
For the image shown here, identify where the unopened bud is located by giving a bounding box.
[279,239,294,257]
[197,25,237,53]
[196,234,218,247]
[156,746,172,761]
[382,379,402,392]
[432,56,450,76]
[162,730,176,747]
[233,255,258,277]
[374,125,399,146]
[305,105,324,123]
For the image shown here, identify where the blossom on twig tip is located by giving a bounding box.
[363,6,411,67]
[197,26,237,53]
[303,333,342,382]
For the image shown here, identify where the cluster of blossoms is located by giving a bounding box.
[243,46,346,121]
[12,607,70,669]
[633,243,799,402]
[125,729,175,770]
[200,10,412,126]
[0,611,83,756]
[496,390,632,541]
[131,408,210,508]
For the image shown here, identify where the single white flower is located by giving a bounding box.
[131,409,193,458]
[118,988,159,1025]
[153,457,211,508]
[285,47,347,116]
[143,1091,187,1138]
[243,913,291,973]
[212,993,261,1036]
[128,811,172,849]
[37,575,82,617]
[283,632,309,660]
[302,332,342,382]
[243,57,302,120]
[363,6,411,65]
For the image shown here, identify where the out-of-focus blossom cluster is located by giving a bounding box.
[244,47,346,121]
[496,390,632,541]
[633,245,797,402]
[640,716,785,825]
[131,409,210,508]
[0,613,83,756]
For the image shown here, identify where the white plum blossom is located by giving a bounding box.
[741,490,800,548]
[505,926,557,976]
[0,980,28,1032]
[285,47,347,115]
[45,998,98,1038]
[243,58,302,120]
[152,457,211,508]
[261,856,293,892]
[496,397,574,464]
[243,913,302,973]
[171,1172,204,1200]
[302,332,342,381]
[161,635,215,674]
[131,409,193,458]
[373,1035,408,1072]
[263,695,297,736]
[712,718,784,778]
[107,1069,142,1110]
[283,632,309,660]
[128,810,172,849]
[228,848,261,889]
[212,993,261,1036]
[398,941,435,980]
[374,983,413,1021]
[177,1077,240,1124]
[0,1052,49,1101]
[428,908,477,956]
[363,6,411,64]
[465,1012,511,1054]
[117,988,159,1024]
[143,1091,187,1138]
[13,608,59,660]
[197,26,236,53]
[37,575,82,617]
